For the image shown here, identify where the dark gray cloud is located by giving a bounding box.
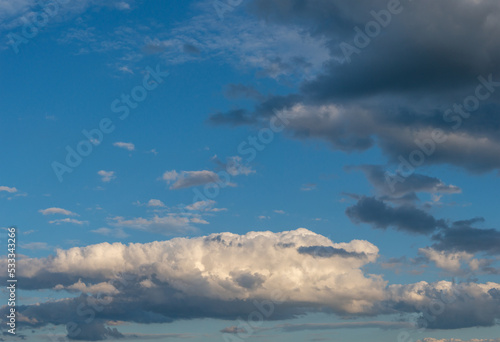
[432,226,500,255]
[211,0,500,173]
[387,282,500,330]
[346,196,447,234]
[297,246,366,258]
[230,271,265,290]
[69,321,124,341]
[348,165,461,198]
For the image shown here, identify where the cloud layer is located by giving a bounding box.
[4,229,500,340]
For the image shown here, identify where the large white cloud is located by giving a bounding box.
[15,228,385,313]
[5,229,500,338]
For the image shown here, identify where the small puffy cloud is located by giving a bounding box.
[220,156,255,176]
[419,247,473,273]
[274,210,286,214]
[185,200,226,212]
[147,199,165,207]
[0,186,17,193]
[113,142,135,151]
[258,215,270,220]
[162,170,178,181]
[39,207,78,216]
[98,170,116,183]
[49,218,88,225]
[162,170,220,189]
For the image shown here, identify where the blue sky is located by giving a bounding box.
[1,0,500,341]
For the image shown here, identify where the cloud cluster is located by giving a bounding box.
[209,0,500,173]
[4,229,500,340]
[162,170,220,189]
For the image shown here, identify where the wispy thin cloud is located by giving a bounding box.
[113,142,135,151]
[39,207,78,216]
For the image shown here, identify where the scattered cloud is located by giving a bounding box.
[418,247,474,273]
[185,200,226,212]
[113,142,135,151]
[48,218,88,225]
[98,170,116,183]
[39,207,78,216]
[162,170,220,190]
[0,186,17,193]
[147,199,165,207]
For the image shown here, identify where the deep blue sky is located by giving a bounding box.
[1,1,500,341]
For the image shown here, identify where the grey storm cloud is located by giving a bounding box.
[432,225,500,255]
[348,165,461,198]
[209,0,500,173]
[345,196,447,235]
[297,246,367,258]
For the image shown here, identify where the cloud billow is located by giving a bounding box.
[3,229,500,338]
[210,0,500,173]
